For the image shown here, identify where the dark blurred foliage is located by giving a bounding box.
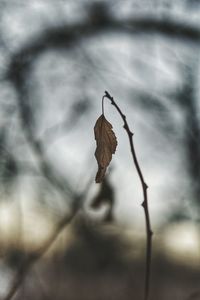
[63,216,129,273]
[0,129,18,196]
[91,178,115,222]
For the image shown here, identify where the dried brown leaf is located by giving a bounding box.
[94,114,117,183]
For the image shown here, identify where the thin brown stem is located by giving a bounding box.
[102,95,105,115]
[104,91,153,300]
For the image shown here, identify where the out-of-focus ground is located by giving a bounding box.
[0,212,199,300]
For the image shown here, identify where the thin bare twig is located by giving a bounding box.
[104,91,153,300]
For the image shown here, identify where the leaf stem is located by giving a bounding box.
[104,91,153,300]
[102,95,105,115]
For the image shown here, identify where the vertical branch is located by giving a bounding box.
[104,91,153,300]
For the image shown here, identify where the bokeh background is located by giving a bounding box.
[0,0,199,299]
